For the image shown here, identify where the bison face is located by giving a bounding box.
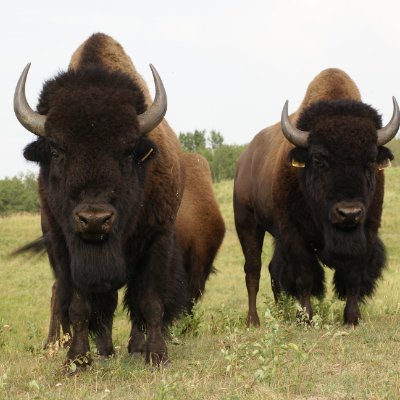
[18,65,166,293]
[285,100,396,261]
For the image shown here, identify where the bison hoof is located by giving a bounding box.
[344,305,361,326]
[64,355,92,374]
[146,351,169,368]
[128,341,145,355]
[130,351,145,361]
[296,309,313,325]
[97,347,115,358]
[245,312,260,328]
[43,337,59,350]
[343,314,360,326]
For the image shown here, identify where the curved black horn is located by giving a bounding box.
[377,97,400,146]
[14,63,46,137]
[281,100,309,148]
[137,64,167,134]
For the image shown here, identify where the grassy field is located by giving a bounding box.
[1,170,400,399]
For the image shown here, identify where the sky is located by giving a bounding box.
[1,0,400,178]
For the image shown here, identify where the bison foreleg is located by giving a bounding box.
[128,324,146,356]
[297,293,313,322]
[88,291,117,357]
[275,238,325,323]
[343,294,361,326]
[66,291,91,369]
[335,238,385,326]
[95,322,114,358]
[140,295,168,366]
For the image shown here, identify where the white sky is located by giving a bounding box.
[1,0,400,178]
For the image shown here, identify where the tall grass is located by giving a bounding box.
[1,170,400,399]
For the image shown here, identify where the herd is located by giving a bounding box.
[12,33,399,369]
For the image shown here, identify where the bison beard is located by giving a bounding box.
[67,234,127,293]
[322,223,367,262]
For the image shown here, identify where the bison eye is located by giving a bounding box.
[124,153,134,163]
[312,158,326,169]
[49,143,65,163]
[50,148,59,159]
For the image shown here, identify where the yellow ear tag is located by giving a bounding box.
[378,159,391,170]
[291,159,305,168]
[138,148,154,163]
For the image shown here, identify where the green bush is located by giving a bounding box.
[179,130,246,181]
[0,172,39,214]
[387,138,400,166]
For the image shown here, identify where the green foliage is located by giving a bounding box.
[220,309,308,384]
[178,129,207,153]
[0,172,39,214]
[208,144,246,182]
[386,138,400,166]
[252,309,308,383]
[179,130,246,181]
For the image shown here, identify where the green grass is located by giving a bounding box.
[1,170,400,399]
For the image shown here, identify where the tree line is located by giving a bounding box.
[2,135,400,214]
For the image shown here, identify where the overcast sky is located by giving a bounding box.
[1,0,400,178]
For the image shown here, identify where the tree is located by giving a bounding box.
[208,130,224,149]
[179,130,207,152]
[178,130,246,181]
[0,172,39,214]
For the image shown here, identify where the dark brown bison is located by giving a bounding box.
[234,68,398,326]
[14,33,225,366]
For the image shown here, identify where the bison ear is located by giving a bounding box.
[377,146,394,170]
[133,137,158,164]
[23,138,50,163]
[287,147,308,168]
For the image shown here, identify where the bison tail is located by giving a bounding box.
[209,265,218,275]
[11,235,47,257]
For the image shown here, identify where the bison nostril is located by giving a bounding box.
[331,201,365,226]
[337,207,362,219]
[75,209,115,233]
[100,212,114,229]
[76,213,89,228]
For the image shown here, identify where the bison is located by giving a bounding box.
[14,33,225,366]
[234,68,398,326]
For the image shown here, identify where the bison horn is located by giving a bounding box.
[377,97,400,146]
[281,100,309,148]
[137,64,167,134]
[14,63,46,137]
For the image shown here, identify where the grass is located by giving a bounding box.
[1,170,400,399]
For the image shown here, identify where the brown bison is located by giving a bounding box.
[234,68,398,326]
[14,33,225,366]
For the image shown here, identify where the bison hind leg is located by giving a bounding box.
[268,247,283,302]
[44,281,62,348]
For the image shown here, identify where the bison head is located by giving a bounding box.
[281,99,398,261]
[14,63,167,293]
